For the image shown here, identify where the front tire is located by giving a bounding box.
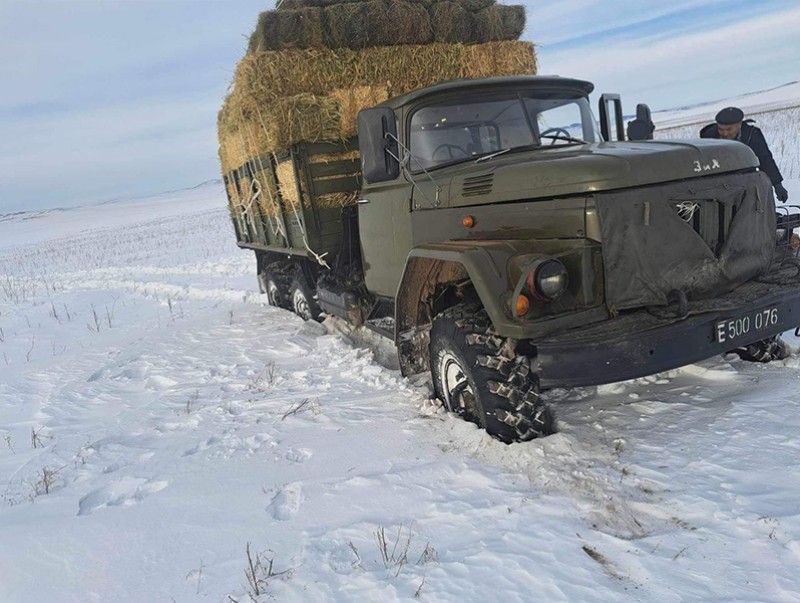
[430,305,556,443]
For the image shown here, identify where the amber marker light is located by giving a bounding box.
[791,233,800,250]
[515,294,530,317]
[462,215,475,228]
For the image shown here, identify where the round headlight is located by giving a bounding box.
[526,259,569,301]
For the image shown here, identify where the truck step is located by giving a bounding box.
[364,317,394,338]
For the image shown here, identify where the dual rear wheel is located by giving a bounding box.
[259,261,321,322]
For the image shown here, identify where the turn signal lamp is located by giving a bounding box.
[515,294,530,317]
[462,215,475,228]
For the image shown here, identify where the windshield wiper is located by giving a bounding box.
[539,134,588,145]
[475,148,512,163]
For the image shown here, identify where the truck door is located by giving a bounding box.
[358,178,414,298]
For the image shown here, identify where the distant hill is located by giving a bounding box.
[652,81,800,129]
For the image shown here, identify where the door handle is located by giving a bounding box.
[357,198,370,204]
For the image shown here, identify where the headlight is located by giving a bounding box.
[526,259,569,302]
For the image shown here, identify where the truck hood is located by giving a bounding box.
[440,139,759,207]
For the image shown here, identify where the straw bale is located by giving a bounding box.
[330,86,389,138]
[460,40,536,78]
[277,0,362,8]
[457,0,495,11]
[430,1,477,43]
[234,44,449,104]
[234,42,535,104]
[324,0,433,49]
[220,41,536,173]
[275,159,303,211]
[323,2,374,49]
[316,191,360,208]
[263,94,341,150]
[475,4,525,42]
[250,167,281,217]
[369,0,433,47]
[310,149,360,163]
[248,8,325,52]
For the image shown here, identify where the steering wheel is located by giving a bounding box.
[539,127,572,145]
[432,143,469,161]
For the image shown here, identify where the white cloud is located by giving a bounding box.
[537,4,800,110]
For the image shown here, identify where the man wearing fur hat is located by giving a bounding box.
[700,106,788,202]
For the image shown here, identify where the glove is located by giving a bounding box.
[775,183,789,202]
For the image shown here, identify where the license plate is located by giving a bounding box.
[715,306,779,344]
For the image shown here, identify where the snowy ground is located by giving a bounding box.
[2,105,800,602]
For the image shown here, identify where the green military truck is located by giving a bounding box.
[225,75,800,443]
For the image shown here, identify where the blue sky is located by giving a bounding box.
[0,0,797,213]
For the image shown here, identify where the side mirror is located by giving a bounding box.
[357,107,400,183]
[598,93,624,142]
[626,103,655,141]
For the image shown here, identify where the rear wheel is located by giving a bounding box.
[430,304,556,443]
[258,262,292,309]
[289,273,322,322]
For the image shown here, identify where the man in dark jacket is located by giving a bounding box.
[700,106,788,201]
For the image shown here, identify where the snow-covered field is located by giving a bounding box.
[2,98,800,602]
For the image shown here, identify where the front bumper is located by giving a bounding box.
[536,278,800,389]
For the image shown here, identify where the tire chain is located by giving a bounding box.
[443,305,552,441]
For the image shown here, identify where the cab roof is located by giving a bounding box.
[379,76,595,110]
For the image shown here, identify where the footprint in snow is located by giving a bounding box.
[267,483,303,520]
[285,447,313,463]
[77,477,168,516]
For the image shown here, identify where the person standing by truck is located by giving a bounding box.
[700,106,789,202]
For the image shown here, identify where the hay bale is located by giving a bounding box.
[457,0,495,12]
[324,0,433,49]
[330,86,389,137]
[247,8,325,52]
[233,44,457,105]
[323,2,373,49]
[251,167,280,217]
[220,41,537,173]
[277,0,362,8]
[262,94,342,150]
[369,0,433,47]
[460,40,536,78]
[316,191,360,208]
[475,4,525,42]
[233,42,535,104]
[275,159,303,211]
[430,1,477,43]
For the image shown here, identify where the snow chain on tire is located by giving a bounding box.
[430,304,556,443]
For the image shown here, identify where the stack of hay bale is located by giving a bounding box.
[218,0,536,218]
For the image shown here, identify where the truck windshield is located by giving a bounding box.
[409,91,600,171]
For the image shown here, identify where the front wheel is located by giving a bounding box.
[430,305,556,443]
